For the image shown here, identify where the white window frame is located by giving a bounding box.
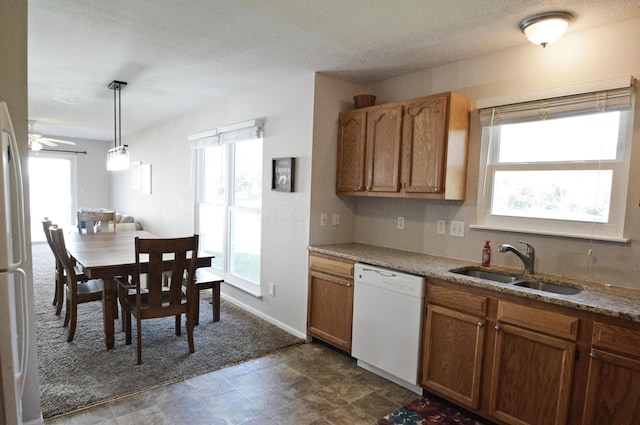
[472,78,636,242]
[191,120,263,296]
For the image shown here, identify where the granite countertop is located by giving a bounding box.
[309,242,640,323]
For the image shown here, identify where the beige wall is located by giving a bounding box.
[111,73,316,335]
[341,18,640,288]
[113,17,640,338]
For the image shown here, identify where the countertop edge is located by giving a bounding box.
[308,243,640,323]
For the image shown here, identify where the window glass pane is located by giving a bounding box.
[229,209,261,283]
[497,112,620,163]
[491,170,612,223]
[233,139,262,208]
[198,202,224,270]
[202,145,224,205]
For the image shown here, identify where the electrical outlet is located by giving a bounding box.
[332,212,341,226]
[437,220,446,234]
[269,283,276,297]
[320,213,327,226]
[397,217,405,230]
[450,221,465,237]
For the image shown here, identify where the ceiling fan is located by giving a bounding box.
[28,120,76,151]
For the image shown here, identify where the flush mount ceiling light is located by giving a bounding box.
[106,80,129,171]
[519,11,573,48]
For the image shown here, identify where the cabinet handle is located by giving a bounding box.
[357,186,363,191]
[494,325,501,331]
[589,352,597,360]
[478,322,484,328]
[365,186,372,191]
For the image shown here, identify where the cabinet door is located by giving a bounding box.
[403,94,448,193]
[337,109,367,192]
[490,323,576,425]
[421,304,486,409]
[365,104,403,192]
[582,348,640,425]
[307,270,354,352]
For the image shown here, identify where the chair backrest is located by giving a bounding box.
[134,235,199,309]
[77,211,116,234]
[49,227,79,289]
[42,218,54,249]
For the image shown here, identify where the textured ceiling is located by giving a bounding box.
[27,0,640,141]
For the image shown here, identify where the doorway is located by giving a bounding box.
[28,153,77,242]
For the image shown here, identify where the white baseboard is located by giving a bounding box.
[220,293,307,340]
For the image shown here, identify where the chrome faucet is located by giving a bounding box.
[498,240,535,275]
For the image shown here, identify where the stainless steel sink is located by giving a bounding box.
[451,267,520,283]
[451,267,583,296]
[513,280,583,295]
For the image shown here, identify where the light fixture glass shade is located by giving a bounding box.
[106,145,130,171]
[30,140,43,151]
[520,12,573,47]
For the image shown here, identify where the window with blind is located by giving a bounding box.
[191,120,263,295]
[475,81,635,241]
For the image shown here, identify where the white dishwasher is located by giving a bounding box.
[352,263,426,394]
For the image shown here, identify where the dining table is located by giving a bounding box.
[64,230,213,350]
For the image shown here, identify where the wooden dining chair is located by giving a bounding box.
[42,218,65,314]
[117,235,199,364]
[77,210,116,234]
[50,226,108,342]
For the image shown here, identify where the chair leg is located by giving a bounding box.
[193,291,200,326]
[124,312,132,345]
[187,312,195,354]
[63,296,70,327]
[136,316,142,365]
[55,270,65,315]
[175,314,181,336]
[67,300,77,342]
[52,271,59,306]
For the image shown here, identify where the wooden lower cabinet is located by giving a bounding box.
[490,322,576,425]
[307,253,355,352]
[421,304,486,409]
[581,322,640,425]
[422,281,582,425]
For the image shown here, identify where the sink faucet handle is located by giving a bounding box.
[517,240,535,254]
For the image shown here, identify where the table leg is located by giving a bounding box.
[102,277,115,350]
[213,281,221,322]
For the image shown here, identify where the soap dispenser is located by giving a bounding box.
[482,240,491,267]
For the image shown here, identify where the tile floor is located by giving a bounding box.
[43,342,418,425]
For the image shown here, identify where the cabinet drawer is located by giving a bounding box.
[592,321,640,358]
[309,253,354,279]
[497,301,579,340]
[427,284,488,316]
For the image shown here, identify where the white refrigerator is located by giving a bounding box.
[0,101,35,425]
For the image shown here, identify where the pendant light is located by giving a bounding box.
[106,80,129,171]
[519,12,573,48]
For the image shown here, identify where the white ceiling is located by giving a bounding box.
[28,0,640,142]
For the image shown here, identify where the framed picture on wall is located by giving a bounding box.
[271,157,295,192]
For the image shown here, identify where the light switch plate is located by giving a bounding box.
[437,220,446,234]
[397,217,405,230]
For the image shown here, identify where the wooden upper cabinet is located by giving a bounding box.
[403,94,448,194]
[365,104,403,193]
[337,109,367,192]
[336,92,471,199]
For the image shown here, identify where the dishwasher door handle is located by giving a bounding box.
[361,268,398,278]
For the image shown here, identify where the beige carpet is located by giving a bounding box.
[31,242,303,419]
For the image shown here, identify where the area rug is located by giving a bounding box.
[31,242,303,419]
[377,397,489,425]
